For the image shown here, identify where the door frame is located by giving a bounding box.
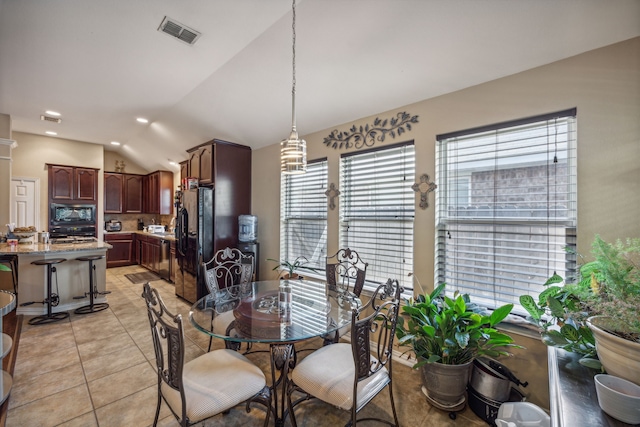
[11,176,41,230]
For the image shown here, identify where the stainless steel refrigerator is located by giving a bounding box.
[175,187,214,303]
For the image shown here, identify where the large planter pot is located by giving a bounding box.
[587,315,640,386]
[420,360,473,409]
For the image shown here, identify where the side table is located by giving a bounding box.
[0,290,16,404]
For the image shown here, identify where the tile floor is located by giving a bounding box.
[7,265,488,427]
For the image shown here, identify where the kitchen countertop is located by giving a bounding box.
[0,240,112,255]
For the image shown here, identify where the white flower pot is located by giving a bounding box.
[587,315,640,386]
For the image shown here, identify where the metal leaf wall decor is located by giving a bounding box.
[323,112,419,150]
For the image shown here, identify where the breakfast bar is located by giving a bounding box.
[0,240,112,316]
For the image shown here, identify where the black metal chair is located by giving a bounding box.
[22,258,69,325]
[142,282,271,427]
[203,247,254,352]
[286,279,402,427]
[73,254,111,314]
[324,248,368,344]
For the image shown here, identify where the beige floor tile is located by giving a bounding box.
[5,384,93,427]
[95,384,171,427]
[72,315,127,345]
[13,344,80,381]
[56,411,99,427]
[77,331,136,361]
[82,343,147,382]
[87,361,157,408]
[9,362,86,409]
[17,324,76,359]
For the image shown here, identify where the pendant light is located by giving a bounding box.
[281,0,307,174]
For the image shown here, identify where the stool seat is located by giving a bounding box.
[0,255,19,298]
[25,258,68,325]
[31,258,66,266]
[76,255,105,262]
[74,256,109,314]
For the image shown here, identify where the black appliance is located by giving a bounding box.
[50,203,97,237]
[175,187,214,303]
[237,241,259,281]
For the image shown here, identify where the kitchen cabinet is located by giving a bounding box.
[170,240,177,284]
[105,233,135,268]
[104,173,123,213]
[123,174,143,213]
[48,164,98,203]
[144,171,173,215]
[139,234,161,272]
[186,143,214,185]
[180,161,189,184]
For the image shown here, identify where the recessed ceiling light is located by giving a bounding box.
[168,161,177,166]
[111,141,121,146]
[136,117,149,124]
[45,110,61,116]
[45,131,57,136]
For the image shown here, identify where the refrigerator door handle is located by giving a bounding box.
[178,207,188,256]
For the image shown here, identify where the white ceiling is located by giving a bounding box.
[1,0,639,172]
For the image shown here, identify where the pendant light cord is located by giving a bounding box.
[291,0,297,132]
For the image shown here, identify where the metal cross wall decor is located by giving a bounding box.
[412,173,437,209]
[325,183,340,210]
[323,111,419,150]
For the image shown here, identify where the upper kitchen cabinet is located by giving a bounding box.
[145,170,173,215]
[48,164,99,203]
[104,172,123,213]
[179,160,189,184]
[123,174,143,213]
[187,143,214,185]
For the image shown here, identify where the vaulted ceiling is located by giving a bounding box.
[1,0,639,171]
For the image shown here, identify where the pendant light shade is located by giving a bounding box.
[281,0,307,174]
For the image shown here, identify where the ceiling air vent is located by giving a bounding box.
[40,115,62,124]
[158,16,201,45]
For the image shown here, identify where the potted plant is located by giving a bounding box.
[520,235,640,384]
[396,283,521,408]
[266,256,318,279]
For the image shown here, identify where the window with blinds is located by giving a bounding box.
[340,142,415,291]
[280,159,328,273]
[435,109,577,314]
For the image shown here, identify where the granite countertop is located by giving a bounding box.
[0,240,112,255]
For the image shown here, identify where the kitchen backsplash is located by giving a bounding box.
[104,213,175,232]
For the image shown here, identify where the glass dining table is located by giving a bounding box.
[189,278,361,427]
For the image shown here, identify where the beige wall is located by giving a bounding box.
[0,113,13,229]
[252,37,640,408]
[252,36,640,285]
[11,131,105,236]
[103,150,149,175]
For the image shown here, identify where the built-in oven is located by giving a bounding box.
[49,203,97,237]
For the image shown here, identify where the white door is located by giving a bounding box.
[10,177,40,230]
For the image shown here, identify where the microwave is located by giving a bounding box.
[50,203,96,227]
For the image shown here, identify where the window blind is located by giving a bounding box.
[435,109,577,314]
[280,159,328,272]
[340,142,415,291]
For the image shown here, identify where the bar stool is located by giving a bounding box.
[0,255,18,298]
[73,255,110,314]
[21,258,69,325]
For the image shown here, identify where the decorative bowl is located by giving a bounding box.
[594,374,640,424]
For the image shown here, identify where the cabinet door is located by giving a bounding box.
[188,151,200,180]
[105,233,133,268]
[76,168,97,201]
[49,165,74,200]
[123,174,143,213]
[180,161,189,185]
[104,173,123,213]
[169,241,176,283]
[158,171,174,215]
[198,145,214,185]
[146,172,160,214]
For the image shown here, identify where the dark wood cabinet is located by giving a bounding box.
[105,233,135,268]
[145,170,173,215]
[139,234,160,272]
[104,173,123,213]
[124,174,143,213]
[180,161,189,185]
[170,240,177,284]
[48,164,98,203]
[186,143,214,185]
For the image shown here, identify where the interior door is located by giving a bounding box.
[10,177,39,229]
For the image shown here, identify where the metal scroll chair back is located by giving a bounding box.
[203,247,253,294]
[287,278,402,426]
[142,282,271,427]
[326,248,368,298]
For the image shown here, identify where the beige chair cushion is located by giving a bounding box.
[291,343,390,411]
[162,349,266,423]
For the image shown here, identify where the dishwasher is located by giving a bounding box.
[158,238,171,282]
